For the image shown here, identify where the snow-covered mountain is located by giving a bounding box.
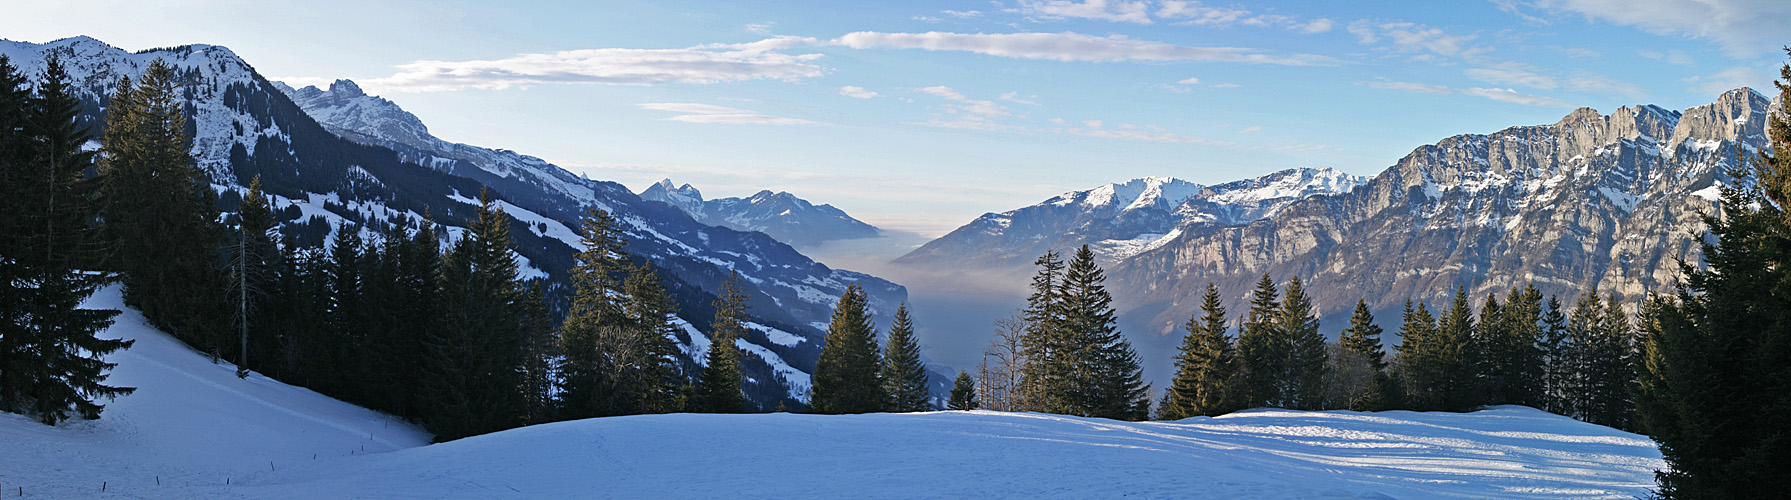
[1110,89,1777,333]
[0,36,907,409]
[4,285,1664,498]
[897,167,1366,269]
[639,179,882,248]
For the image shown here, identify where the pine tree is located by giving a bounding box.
[1539,294,1570,414]
[948,371,977,410]
[1393,299,1444,410]
[0,54,135,424]
[559,209,637,418]
[1276,277,1327,410]
[694,271,747,413]
[1494,286,1546,408]
[518,282,557,424]
[1337,299,1395,410]
[1159,283,1237,420]
[231,177,280,377]
[98,58,227,356]
[881,304,931,412]
[1637,61,1791,493]
[1058,245,1150,420]
[811,283,887,414]
[1016,251,1066,413]
[1563,290,1601,421]
[1235,273,1281,408]
[621,261,680,414]
[423,190,529,441]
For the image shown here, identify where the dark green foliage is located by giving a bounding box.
[559,209,678,418]
[1159,284,1238,420]
[98,59,229,358]
[811,283,887,414]
[1018,246,1149,420]
[1235,273,1281,408]
[694,271,748,413]
[1637,58,1791,497]
[422,191,530,441]
[231,177,280,377]
[1336,300,1395,411]
[948,371,977,410]
[1486,286,1545,408]
[1540,295,1569,415]
[1236,275,1326,410]
[0,54,134,424]
[882,304,931,412]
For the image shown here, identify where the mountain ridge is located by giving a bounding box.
[640,178,883,248]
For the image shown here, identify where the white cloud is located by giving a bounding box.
[920,86,968,101]
[1375,22,1487,58]
[746,22,775,35]
[1460,87,1573,107]
[1177,77,1200,84]
[637,102,816,125]
[943,10,983,18]
[1155,0,1249,25]
[1636,49,1694,65]
[1683,66,1777,95]
[1000,91,1039,105]
[1017,0,1154,24]
[1364,81,1573,107]
[1534,0,1791,56]
[1294,18,1335,34]
[1465,67,1559,89]
[370,46,825,91]
[1210,83,1240,88]
[1239,125,1261,133]
[1082,119,1104,129]
[835,31,1334,65]
[1069,127,1232,146]
[839,85,882,98]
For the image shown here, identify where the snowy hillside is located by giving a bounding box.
[640,179,882,248]
[2,286,1664,499]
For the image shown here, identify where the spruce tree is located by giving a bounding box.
[1393,300,1442,409]
[621,261,680,414]
[98,59,227,356]
[559,209,636,418]
[1276,277,1327,410]
[423,190,529,440]
[231,177,280,376]
[694,271,747,413]
[1540,294,1570,414]
[881,304,931,412]
[811,283,887,414]
[1338,299,1395,410]
[948,371,977,410]
[1062,246,1150,420]
[0,54,135,424]
[1637,62,1791,492]
[1159,283,1237,420]
[1235,273,1281,408]
[1495,286,1546,408]
[1016,251,1066,413]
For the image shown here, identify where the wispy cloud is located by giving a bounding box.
[1465,66,1646,98]
[1177,77,1200,84]
[637,102,816,125]
[1636,49,1694,65]
[839,85,882,98]
[1682,66,1777,95]
[1017,0,1154,24]
[920,85,1013,120]
[1364,81,1572,107]
[369,46,825,91]
[1529,0,1791,56]
[1000,91,1039,105]
[835,31,1336,65]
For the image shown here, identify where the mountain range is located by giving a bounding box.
[0,36,909,410]
[639,179,881,248]
[906,89,1777,339]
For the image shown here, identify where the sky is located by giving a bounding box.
[4,0,1790,237]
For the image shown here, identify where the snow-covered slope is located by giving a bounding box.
[3,287,1664,498]
[0,284,431,498]
[897,167,1366,268]
[640,179,882,248]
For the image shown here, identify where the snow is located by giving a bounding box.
[1690,182,1724,202]
[1,286,1667,498]
[745,321,806,346]
[1597,187,1641,213]
[735,339,812,402]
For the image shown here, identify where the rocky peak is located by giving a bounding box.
[329,79,364,98]
[1670,88,1769,146]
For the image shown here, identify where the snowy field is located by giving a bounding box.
[0,285,1665,499]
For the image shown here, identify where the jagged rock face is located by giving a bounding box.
[896,168,1366,272]
[1110,89,1775,334]
[640,179,882,248]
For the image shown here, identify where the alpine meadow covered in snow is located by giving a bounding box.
[3,1,1791,498]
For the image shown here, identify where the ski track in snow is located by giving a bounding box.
[0,285,1665,499]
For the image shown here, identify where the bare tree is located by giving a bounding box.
[976,311,1029,412]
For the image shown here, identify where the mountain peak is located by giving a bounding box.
[329,79,365,98]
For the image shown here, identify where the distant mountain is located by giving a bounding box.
[640,179,882,248]
[0,36,909,410]
[896,168,1366,270]
[1109,90,1773,332]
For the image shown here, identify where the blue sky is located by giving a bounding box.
[6,0,1789,236]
